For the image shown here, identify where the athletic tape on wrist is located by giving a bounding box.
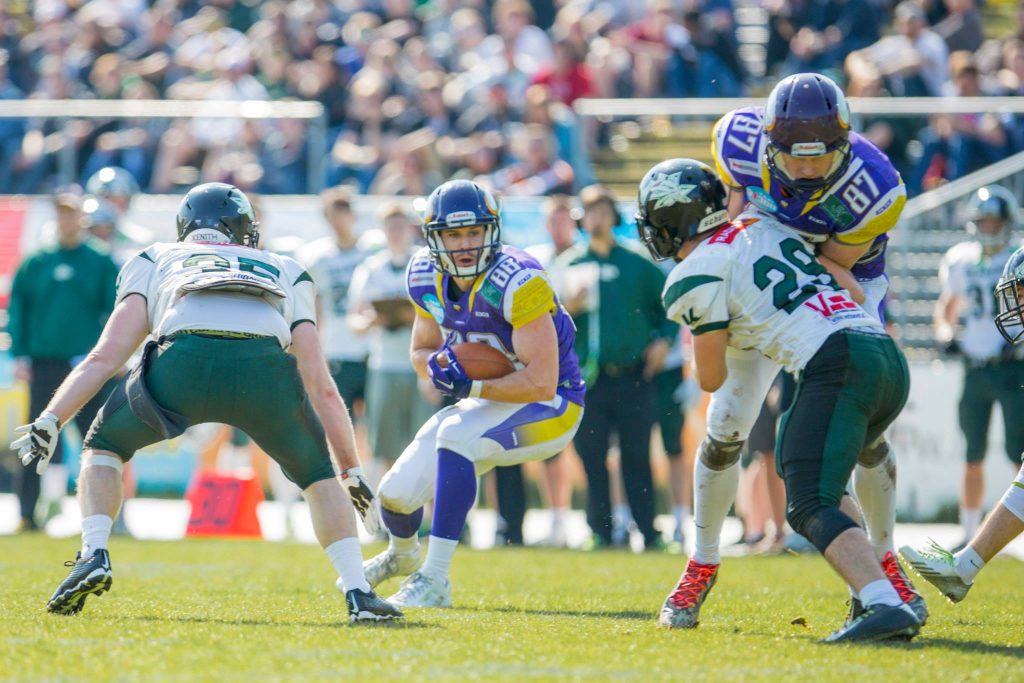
[469,380,483,399]
[81,452,124,473]
[999,465,1024,523]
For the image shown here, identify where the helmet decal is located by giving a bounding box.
[642,171,698,210]
[635,158,728,261]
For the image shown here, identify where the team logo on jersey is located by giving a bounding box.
[642,172,697,210]
[746,186,778,213]
[423,293,445,324]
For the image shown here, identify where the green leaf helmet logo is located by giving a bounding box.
[643,171,697,210]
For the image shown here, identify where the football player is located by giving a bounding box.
[684,72,922,624]
[11,183,402,623]
[361,179,586,608]
[900,241,1024,603]
[933,186,1024,546]
[638,158,921,642]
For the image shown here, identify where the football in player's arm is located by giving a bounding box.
[362,180,585,609]
[637,158,921,643]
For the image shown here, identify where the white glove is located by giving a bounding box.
[340,466,382,535]
[11,411,61,475]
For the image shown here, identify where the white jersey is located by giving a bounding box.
[662,213,884,375]
[296,236,372,361]
[347,249,415,372]
[116,242,316,349]
[939,241,1016,360]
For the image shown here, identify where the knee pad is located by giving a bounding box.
[786,501,859,554]
[377,471,420,515]
[699,436,744,471]
[857,437,891,468]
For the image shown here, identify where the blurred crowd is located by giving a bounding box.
[0,0,1016,200]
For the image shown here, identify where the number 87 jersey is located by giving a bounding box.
[712,106,906,281]
[663,214,886,375]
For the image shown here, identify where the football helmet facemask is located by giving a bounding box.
[995,245,1024,344]
[764,72,852,199]
[176,182,260,247]
[636,158,729,261]
[422,180,501,277]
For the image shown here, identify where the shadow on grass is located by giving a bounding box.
[123,614,437,630]
[833,636,1024,657]
[452,605,652,621]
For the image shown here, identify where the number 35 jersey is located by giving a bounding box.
[116,242,317,349]
[406,245,585,405]
[712,106,906,280]
[662,214,885,375]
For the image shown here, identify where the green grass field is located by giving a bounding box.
[0,536,1020,682]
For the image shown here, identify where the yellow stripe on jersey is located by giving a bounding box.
[833,187,907,245]
[413,301,432,318]
[466,271,489,312]
[510,276,556,328]
[711,115,740,188]
[514,400,583,448]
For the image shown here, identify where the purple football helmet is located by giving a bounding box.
[764,73,852,198]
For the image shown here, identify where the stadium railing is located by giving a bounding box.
[0,99,328,193]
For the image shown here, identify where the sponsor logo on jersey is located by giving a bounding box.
[409,272,434,287]
[746,186,778,213]
[802,292,860,318]
[709,218,755,245]
[874,198,894,216]
[423,293,445,324]
[474,311,490,318]
[820,195,855,228]
[806,214,828,226]
[53,264,74,281]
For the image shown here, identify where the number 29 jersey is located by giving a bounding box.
[116,242,317,349]
[662,214,885,375]
[712,106,906,280]
[406,245,585,405]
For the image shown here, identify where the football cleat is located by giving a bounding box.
[881,550,928,624]
[658,559,719,629]
[362,547,421,589]
[345,588,404,622]
[47,549,112,615]
[844,596,865,626]
[823,603,921,643]
[899,541,973,603]
[387,571,452,608]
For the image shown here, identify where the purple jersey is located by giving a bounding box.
[406,245,585,405]
[712,106,906,280]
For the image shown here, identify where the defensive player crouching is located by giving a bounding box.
[12,183,401,623]
[360,180,586,608]
[638,159,921,643]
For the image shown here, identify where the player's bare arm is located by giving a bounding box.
[44,293,149,425]
[290,320,361,471]
[933,289,960,344]
[725,185,746,220]
[477,312,559,403]
[817,252,865,303]
[691,328,728,392]
[410,310,444,379]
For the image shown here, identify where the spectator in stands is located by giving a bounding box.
[997,40,1024,153]
[783,0,881,75]
[618,0,689,98]
[531,40,595,106]
[893,1,950,96]
[8,193,119,532]
[0,49,26,192]
[476,123,573,196]
[561,184,675,550]
[915,51,1010,191]
[934,0,984,54]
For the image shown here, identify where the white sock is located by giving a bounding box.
[326,537,370,593]
[859,578,902,608]
[420,536,458,581]
[389,533,420,556]
[692,459,739,565]
[81,514,113,559]
[954,546,985,584]
[960,507,982,539]
[853,456,896,557]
